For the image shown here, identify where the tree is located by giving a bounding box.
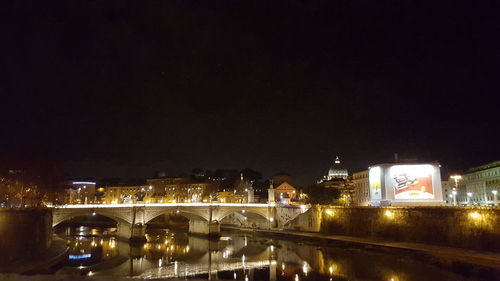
[0,152,64,208]
[240,168,262,182]
[302,184,340,205]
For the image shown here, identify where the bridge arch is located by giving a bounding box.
[144,208,208,225]
[215,208,270,224]
[52,209,133,227]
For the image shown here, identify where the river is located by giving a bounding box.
[50,225,479,281]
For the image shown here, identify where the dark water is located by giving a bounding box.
[53,226,481,281]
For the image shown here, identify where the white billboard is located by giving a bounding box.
[368,163,443,205]
[369,166,382,200]
[388,164,435,200]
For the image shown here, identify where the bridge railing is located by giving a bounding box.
[51,202,277,208]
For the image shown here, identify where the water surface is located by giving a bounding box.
[53,226,481,281]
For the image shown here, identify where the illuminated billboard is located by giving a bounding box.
[388,165,435,200]
[369,166,382,200]
[368,163,443,206]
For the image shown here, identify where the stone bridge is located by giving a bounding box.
[52,203,309,240]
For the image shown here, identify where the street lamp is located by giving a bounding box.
[450,175,462,187]
[467,192,473,206]
[492,190,498,206]
[450,175,462,206]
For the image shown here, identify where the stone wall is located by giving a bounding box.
[0,209,53,264]
[289,206,500,252]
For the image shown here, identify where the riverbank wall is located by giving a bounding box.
[0,209,53,264]
[289,205,500,252]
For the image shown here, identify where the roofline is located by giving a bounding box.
[368,161,441,169]
[465,161,500,173]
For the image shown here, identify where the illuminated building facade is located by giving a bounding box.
[319,156,349,182]
[216,191,247,203]
[441,180,454,206]
[352,170,369,206]
[274,182,298,204]
[101,185,152,204]
[67,181,96,204]
[101,177,216,204]
[462,161,500,206]
[147,177,215,203]
[318,156,350,201]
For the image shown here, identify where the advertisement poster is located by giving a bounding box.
[389,165,434,200]
[369,166,382,200]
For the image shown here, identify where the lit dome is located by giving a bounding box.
[327,156,348,180]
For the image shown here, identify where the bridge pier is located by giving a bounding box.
[189,219,220,237]
[116,222,147,242]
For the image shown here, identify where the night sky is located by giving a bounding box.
[1,0,499,185]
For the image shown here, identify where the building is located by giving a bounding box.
[67,181,96,204]
[147,177,214,203]
[274,182,298,205]
[216,191,247,203]
[367,162,444,206]
[462,161,500,206]
[319,155,349,182]
[352,170,369,206]
[101,185,151,204]
[441,180,454,206]
[217,173,255,203]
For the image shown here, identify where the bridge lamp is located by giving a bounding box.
[269,217,274,222]
[384,210,393,218]
[92,211,96,216]
[241,209,246,214]
[469,211,481,219]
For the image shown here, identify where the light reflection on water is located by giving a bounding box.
[54,226,477,281]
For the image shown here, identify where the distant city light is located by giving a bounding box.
[69,253,91,260]
[72,182,96,185]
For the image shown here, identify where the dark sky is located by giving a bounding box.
[1,0,499,185]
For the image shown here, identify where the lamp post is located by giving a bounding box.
[451,190,457,206]
[450,175,462,206]
[492,190,498,206]
[467,192,473,206]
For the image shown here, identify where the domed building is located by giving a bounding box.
[318,155,353,205]
[323,155,349,181]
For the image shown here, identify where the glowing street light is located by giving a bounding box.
[450,175,462,206]
[450,175,462,187]
[451,190,458,206]
[467,192,473,206]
